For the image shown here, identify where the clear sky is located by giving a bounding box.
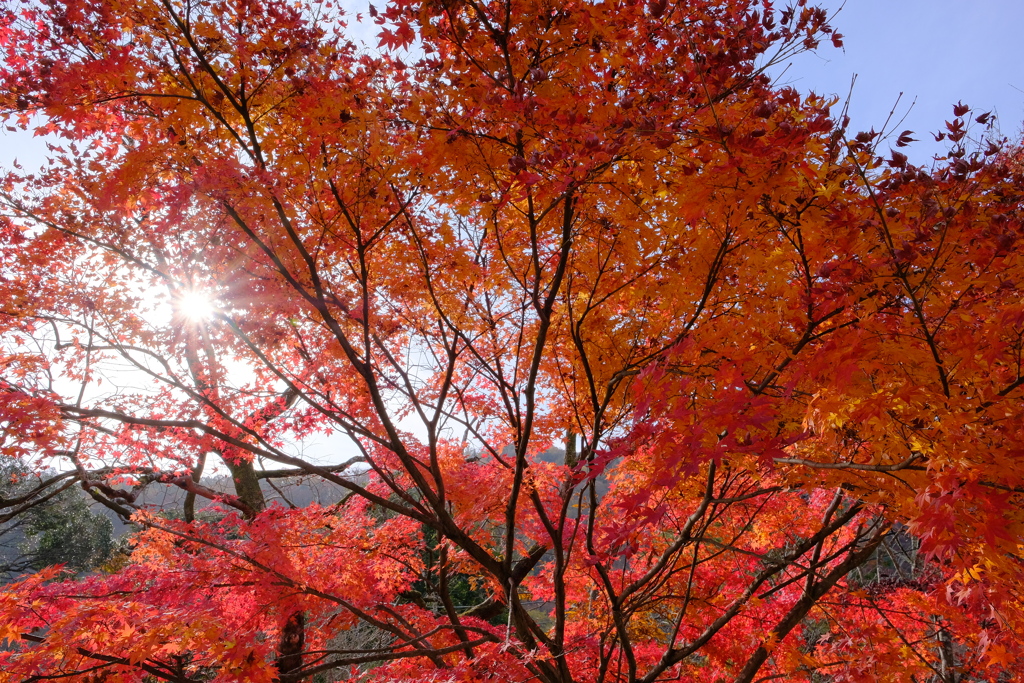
[2,1,1022,166]
[774,0,1024,162]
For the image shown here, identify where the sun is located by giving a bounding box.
[176,289,217,323]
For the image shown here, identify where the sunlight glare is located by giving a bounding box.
[177,290,216,323]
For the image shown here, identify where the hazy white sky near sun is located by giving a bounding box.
[1,1,1022,167]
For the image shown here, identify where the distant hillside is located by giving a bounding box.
[100,471,365,536]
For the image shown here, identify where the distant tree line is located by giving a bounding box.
[1,460,113,582]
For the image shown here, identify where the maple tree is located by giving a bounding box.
[0,0,1023,680]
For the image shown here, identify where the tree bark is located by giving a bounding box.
[275,611,306,679]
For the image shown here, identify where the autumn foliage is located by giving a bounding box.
[1,0,1023,681]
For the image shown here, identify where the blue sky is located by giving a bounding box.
[1,1,1022,167]
[774,0,1024,162]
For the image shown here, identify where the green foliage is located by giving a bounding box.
[1,461,113,580]
[25,490,113,574]
[410,526,494,614]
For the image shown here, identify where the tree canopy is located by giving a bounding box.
[1,0,1023,681]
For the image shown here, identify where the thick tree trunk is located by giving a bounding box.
[183,451,207,523]
[225,457,266,516]
[564,430,578,468]
[223,455,306,681]
[935,621,957,683]
[275,611,306,679]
